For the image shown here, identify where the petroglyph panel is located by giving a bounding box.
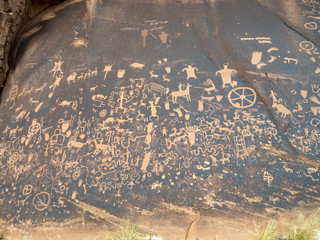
[0,0,320,224]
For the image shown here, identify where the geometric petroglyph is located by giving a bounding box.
[228,87,256,109]
[32,192,51,211]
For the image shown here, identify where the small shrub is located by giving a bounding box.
[251,221,277,240]
[106,223,141,240]
[282,210,320,240]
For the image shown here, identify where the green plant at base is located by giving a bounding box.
[251,221,278,240]
[106,223,142,240]
[282,210,320,240]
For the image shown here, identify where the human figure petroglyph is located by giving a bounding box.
[49,60,64,77]
[182,65,198,80]
[203,78,218,95]
[49,74,63,91]
[215,63,237,88]
[117,88,127,110]
[162,127,168,136]
[148,101,160,120]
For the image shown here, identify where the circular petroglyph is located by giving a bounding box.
[304,21,318,30]
[32,192,51,211]
[228,87,256,109]
[99,109,108,118]
[300,40,314,51]
[28,122,41,135]
[22,185,33,196]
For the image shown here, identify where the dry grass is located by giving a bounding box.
[251,221,277,240]
[0,220,6,240]
[281,209,320,240]
[105,223,143,240]
[250,209,320,240]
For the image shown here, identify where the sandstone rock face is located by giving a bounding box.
[0,0,319,230]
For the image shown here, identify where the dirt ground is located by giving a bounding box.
[2,203,319,240]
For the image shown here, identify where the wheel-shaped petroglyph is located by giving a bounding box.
[228,87,256,109]
[300,41,314,51]
[304,21,318,30]
[32,192,51,211]
[22,185,33,196]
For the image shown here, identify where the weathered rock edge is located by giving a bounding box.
[0,0,63,87]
